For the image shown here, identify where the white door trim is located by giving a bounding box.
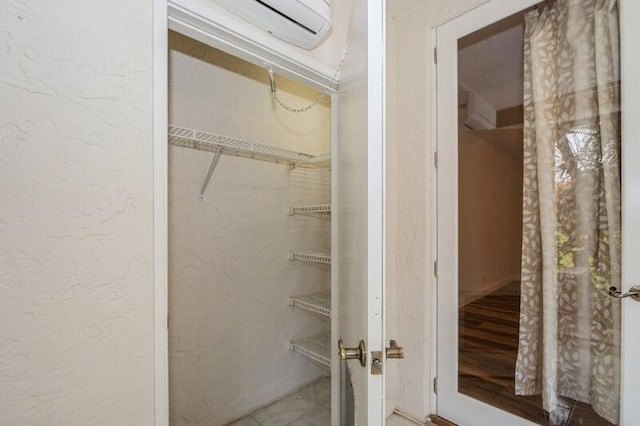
[430,27,439,415]
[330,92,339,426]
[155,1,351,424]
[435,0,542,425]
[370,0,386,423]
[619,1,640,424]
[153,0,169,424]
[436,1,639,425]
[334,0,386,422]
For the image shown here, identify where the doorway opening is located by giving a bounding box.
[167,30,333,426]
[456,4,620,425]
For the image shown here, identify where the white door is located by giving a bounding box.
[333,0,386,424]
[619,2,640,424]
[436,0,640,424]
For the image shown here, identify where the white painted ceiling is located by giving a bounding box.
[458,24,524,111]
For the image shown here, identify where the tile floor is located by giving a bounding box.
[227,377,330,426]
[227,377,429,426]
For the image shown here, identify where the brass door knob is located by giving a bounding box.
[609,285,640,301]
[386,339,405,359]
[338,338,367,367]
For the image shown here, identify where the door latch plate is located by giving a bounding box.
[371,351,383,375]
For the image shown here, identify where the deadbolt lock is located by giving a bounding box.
[386,339,405,359]
[338,338,367,367]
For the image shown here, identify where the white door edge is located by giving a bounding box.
[436,0,546,425]
[619,1,640,424]
[430,25,439,417]
[436,0,639,425]
[153,0,169,424]
[331,92,340,426]
[368,0,386,423]
[335,0,386,423]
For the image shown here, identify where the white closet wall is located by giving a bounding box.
[168,32,331,425]
[384,0,432,419]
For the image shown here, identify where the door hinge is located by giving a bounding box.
[433,46,437,64]
[433,377,438,394]
[433,151,438,168]
[433,260,438,278]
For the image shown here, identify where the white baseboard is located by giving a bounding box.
[459,274,520,307]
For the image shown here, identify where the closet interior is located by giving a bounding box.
[168,31,334,425]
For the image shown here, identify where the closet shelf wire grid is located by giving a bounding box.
[168,125,330,168]
[289,203,331,216]
[289,334,331,367]
[288,252,331,265]
[289,292,331,317]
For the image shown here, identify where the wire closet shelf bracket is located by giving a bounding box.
[168,125,331,197]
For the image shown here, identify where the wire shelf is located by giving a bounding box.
[294,153,331,169]
[289,334,331,367]
[289,292,331,317]
[288,252,331,265]
[289,203,331,216]
[168,125,330,168]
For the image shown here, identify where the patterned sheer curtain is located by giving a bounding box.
[515,0,621,424]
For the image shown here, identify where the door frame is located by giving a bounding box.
[619,1,640,423]
[435,1,540,424]
[334,1,388,424]
[434,0,640,424]
[152,2,346,426]
[152,0,168,424]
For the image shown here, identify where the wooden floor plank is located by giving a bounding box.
[457,282,613,425]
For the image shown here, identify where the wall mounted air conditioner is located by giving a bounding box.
[460,89,497,130]
[213,0,333,50]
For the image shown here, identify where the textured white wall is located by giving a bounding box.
[0,0,502,423]
[0,1,155,425]
[385,1,430,418]
[385,0,489,420]
[168,32,331,425]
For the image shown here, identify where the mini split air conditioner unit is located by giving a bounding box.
[460,89,497,130]
[214,0,333,50]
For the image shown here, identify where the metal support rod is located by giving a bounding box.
[392,409,432,425]
[200,147,222,199]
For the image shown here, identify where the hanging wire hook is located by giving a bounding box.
[265,64,277,94]
[263,45,348,114]
[264,63,327,113]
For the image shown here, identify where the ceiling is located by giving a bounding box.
[458,19,525,111]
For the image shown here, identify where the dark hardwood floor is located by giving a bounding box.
[458,282,615,426]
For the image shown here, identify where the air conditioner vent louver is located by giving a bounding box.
[214,0,332,50]
[254,0,317,34]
